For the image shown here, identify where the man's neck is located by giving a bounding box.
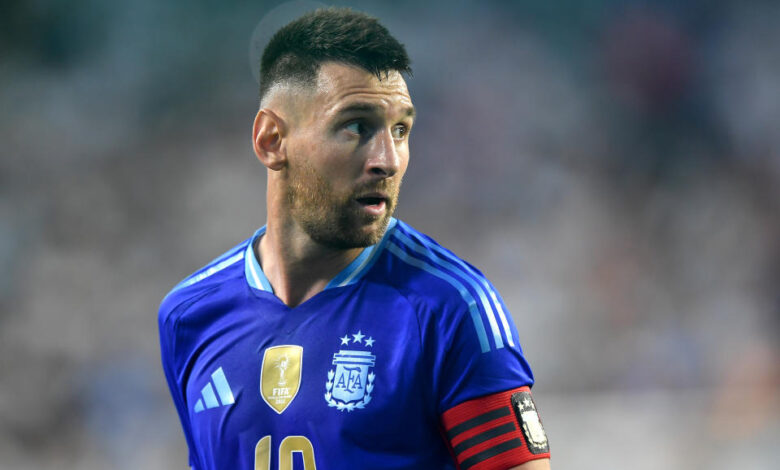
[257,222,363,307]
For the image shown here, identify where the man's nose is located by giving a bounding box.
[365,129,400,178]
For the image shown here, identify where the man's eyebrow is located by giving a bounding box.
[335,102,416,118]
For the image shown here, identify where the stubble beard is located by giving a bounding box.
[285,160,399,249]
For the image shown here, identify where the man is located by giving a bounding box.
[159,8,550,470]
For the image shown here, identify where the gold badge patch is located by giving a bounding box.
[260,345,303,414]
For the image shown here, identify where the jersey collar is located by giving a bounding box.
[244,218,397,293]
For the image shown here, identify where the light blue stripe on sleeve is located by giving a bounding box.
[397,222,515,347]
[166,251,245,299]
[387,242,490,353]
[211,367,235,406]
[488,290,514,347]
[179,242,245,284]
[393,230,505,349]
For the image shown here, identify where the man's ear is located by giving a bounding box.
[252,109,287,171]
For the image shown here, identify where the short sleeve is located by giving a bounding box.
[435,279,535,411]
[159,300,202,470]
[434,282,550,469]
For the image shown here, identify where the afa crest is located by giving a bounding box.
[324,331,376,411]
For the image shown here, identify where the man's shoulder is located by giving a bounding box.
[158,235,253,326]
[380,220,512,354]
[381,220,494,309]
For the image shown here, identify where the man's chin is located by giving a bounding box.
[337,221,389,248]
[297,202,394,250]
[360,211,394,241]
[327,214,392,249]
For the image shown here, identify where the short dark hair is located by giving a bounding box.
[259,7,412,102]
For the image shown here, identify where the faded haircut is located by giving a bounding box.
[258,7,412,103]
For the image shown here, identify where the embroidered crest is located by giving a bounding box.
[260,345,303,414]
[510,391,549,454]
[324,331,376,411]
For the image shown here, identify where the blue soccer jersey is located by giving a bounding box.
[159,218,549,470]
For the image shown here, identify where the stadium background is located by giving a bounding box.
[1,0,778,468]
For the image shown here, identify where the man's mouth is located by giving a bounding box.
[355,192,389,215]
[356,196,385,206]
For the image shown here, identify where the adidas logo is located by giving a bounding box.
[194,367,235,413]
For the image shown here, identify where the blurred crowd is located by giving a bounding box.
[1,1,777,468]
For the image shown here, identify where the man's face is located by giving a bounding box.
[283,62,415,249]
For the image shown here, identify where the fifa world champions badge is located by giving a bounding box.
[324,330,376,411]
[260,345,303,414]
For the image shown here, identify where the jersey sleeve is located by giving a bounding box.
[158,298,202,470]
[433,277,550,469]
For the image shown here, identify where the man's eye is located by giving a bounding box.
[345,122,362,134]
[392,125,408,139]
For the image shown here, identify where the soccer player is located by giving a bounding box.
[159,8,550,470]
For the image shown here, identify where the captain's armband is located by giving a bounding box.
[441,386,549,469]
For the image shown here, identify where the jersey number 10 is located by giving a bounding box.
[255,435,317,469]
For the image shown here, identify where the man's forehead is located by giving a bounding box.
[313,62,412,111]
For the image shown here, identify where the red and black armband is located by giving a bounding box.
[441,386,550,470]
